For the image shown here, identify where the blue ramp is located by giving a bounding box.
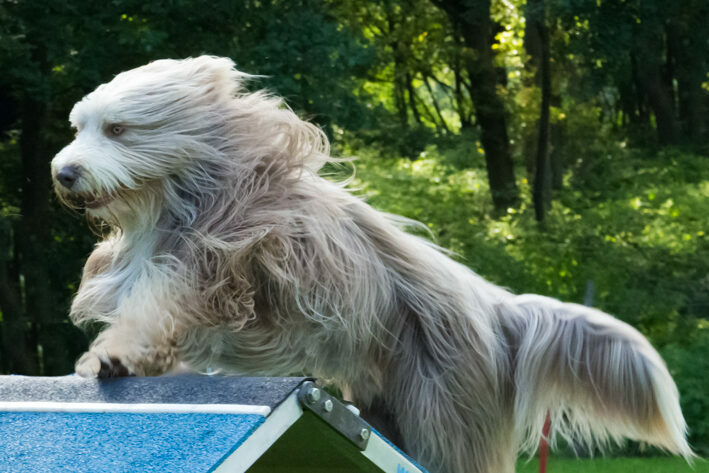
[0,375,428,473]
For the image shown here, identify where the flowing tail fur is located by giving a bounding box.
[500,294,693,459]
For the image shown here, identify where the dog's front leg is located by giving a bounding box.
[74,268,184,378]
[75,320,179,378]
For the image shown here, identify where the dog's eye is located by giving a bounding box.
[107,124,125,137]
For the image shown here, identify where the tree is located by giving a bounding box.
[526,0,552,222]
[666,1,709,144]
[432,0,519,211]
[555,0,709,147]
[632,4,680,146]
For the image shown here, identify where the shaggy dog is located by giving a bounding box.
[52,56,691,473]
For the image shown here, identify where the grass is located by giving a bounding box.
[515,457,707,473]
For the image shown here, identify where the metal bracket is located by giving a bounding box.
[297,380,372,450]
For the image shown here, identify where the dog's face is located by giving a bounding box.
[51,56,241,218]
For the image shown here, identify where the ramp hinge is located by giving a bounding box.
[297,380,372,450]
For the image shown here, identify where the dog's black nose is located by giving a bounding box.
[56,165,82,189]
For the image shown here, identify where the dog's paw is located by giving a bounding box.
[75,351,134,378]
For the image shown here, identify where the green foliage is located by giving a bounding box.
[339,141,709,322]
[662,330,709,455]
[0,0,707,454]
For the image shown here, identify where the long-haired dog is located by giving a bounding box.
[51,56,692,473]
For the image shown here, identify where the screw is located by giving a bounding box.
[323,399,333,412]
[359,428,370,440]
[306,387,321,403]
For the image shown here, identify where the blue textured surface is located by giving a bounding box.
[0,412,265,473]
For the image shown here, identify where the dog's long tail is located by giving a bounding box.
[500,294,693,458]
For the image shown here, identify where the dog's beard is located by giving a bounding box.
[69,181,168,233]
[54,179,149,229]
[55,187,117,211]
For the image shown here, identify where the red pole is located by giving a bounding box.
[539,411,551,473]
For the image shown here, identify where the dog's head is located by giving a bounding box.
[51,56,248,220]
[53,55,331,228]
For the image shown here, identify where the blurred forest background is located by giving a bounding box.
[0,0,707,456]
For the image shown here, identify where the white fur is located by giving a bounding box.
[52,56,693,473]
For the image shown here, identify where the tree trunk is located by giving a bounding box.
[629,53,652,131]
[676,68,705,143]
[0,223,36,374]
[387,9,409,129]
[528,0,552,222]
[453,52,472,129]
[667,23,706,143]
[17,92,60,374]
[640,67,680,146]
[434,0,518,211]
[16,37,73,374]
[633,20,680,145]
[405,72,422,124]
[550,102,564,190]
[392,51,409,128]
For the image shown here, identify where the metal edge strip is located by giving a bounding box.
[361,432,426,473]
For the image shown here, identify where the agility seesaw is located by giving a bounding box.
[0,375,428,473]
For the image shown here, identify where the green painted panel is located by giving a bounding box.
[248,411,383,473]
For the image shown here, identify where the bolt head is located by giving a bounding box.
[306,387,321,403]
[323,399,333,412]
[345,403,361,416]
[359,428,370,440]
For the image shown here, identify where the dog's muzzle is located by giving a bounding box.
[53,164,114,209]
